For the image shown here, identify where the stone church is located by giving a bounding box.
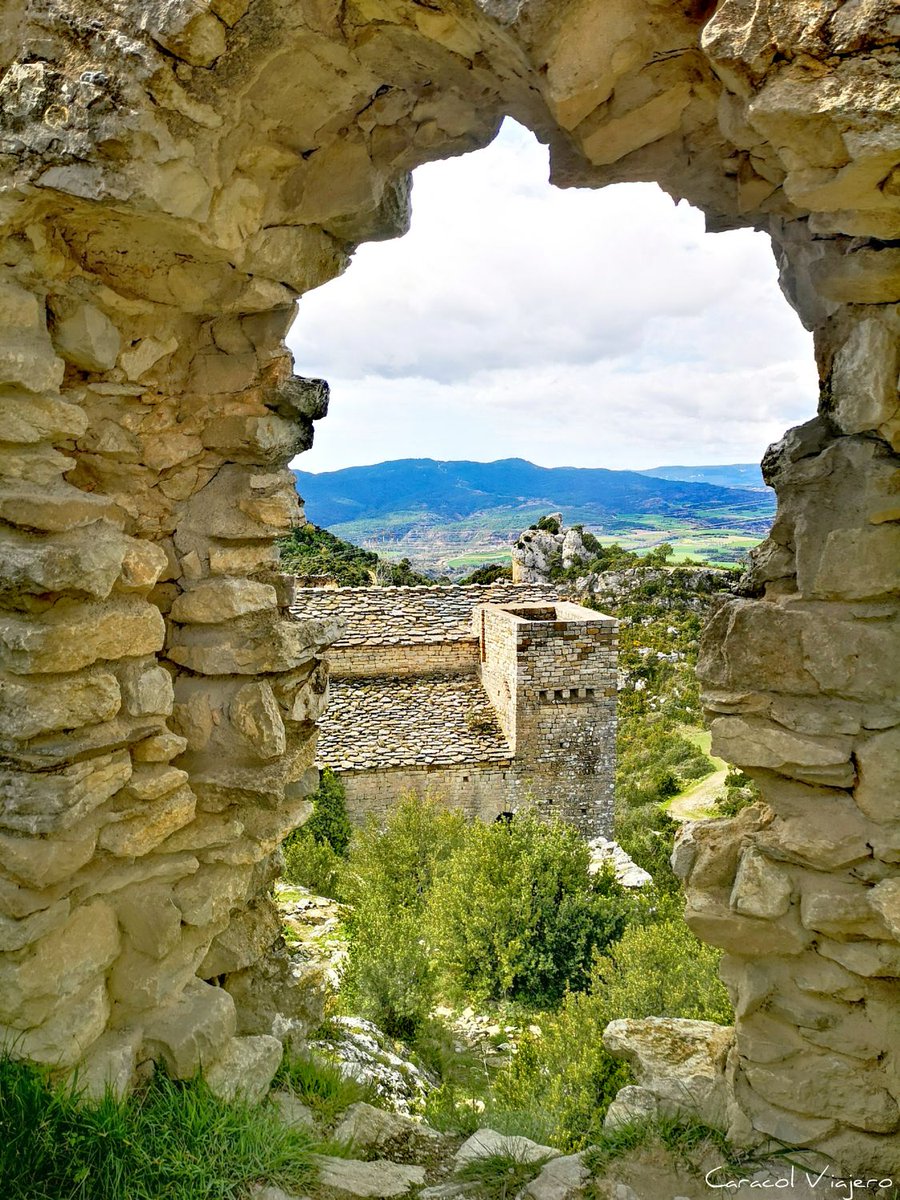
[290,583,618,837]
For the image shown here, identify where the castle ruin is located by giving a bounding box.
[291,584,617,835]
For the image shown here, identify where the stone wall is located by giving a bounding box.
[328,641,478,679]
[339,762,519,826]
[0,0,897,1171]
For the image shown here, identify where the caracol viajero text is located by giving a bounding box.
[0,0,897,1175]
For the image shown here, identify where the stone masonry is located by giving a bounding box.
[0,0,897,1173]
[291,585,618,835]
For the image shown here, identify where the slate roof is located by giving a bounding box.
[315,675,512,771]
[291,583,561,647]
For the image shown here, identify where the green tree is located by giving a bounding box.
[428,812,633,1007]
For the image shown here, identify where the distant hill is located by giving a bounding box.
[292,458,775,572]
[294,458,771,527]
[638,464,766,490]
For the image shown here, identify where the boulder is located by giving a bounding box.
[454,1129,561,1166]
[522,1153,590,1200]
[205,1034,283,1104]
[313,1156,426,1197]
[333,1102,444,1159]
[602,1018,734,1128]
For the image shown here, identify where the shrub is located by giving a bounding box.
[428,811,633,1007]
[490,914,731,1149]
[282,834,344,898]
[339,794,466,1039]
[305,769,352,855]
[593,917,732,1025]
[0,1055,315,1200]
[341,793,466,914]
[281,769,352,897]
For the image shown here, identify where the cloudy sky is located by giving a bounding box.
[288,119,818,475]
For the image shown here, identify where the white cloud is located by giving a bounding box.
[288,119,818,473]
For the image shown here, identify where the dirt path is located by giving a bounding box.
[665,727,728,822]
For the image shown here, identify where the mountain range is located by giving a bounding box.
[291,458,774,572]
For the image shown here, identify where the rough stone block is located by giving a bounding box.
[603,1017,733,1128]
[0,899,119,1021]
[0,898,71,952]
[142,980,237,1079]
[854,727,900,823]
[98,785,196,857]
[0,669,121,741]
[113,885,182,959]
[744,1054,899,1133]
[50,301,121,372]
[169,578,278,624]
[0,597,165,675]
[204,1033,283,1103]
[0,824,98,888]
[730,846,792,919]
[0,750,132,835]
[76,1028,141,1099]
[0,978,109,1069]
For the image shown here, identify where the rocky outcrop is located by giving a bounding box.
[512,517,593,583]
[0,0,897,1176]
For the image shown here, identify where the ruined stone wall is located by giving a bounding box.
[0,0,896,1171]
[328,640,479,679]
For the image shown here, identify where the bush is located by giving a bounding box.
[339,794,467,1039]
[593,917,732,1024]
[281,769,352,897]
[428,812,633,1007]
[306,769,352,855]
[490,915,731,1149]
[341,793,466,914]
[340,907,435,1040]
[282,834,344,898]
[0,1055,314,1200]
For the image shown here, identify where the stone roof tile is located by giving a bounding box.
[315,675,512,771]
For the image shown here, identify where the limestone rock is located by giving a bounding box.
[333,1103,444,1159]
[76,1029,141,1099]
[271,1090,316,1131]
[50,300,121,372]
[602,1018,734,1128]
[169,578,278,624]
[0,669,121,741]
[0,597,165,675]
[521,1154,590,1200]
[313,1156,426,1198]
[0,749,132,834]
[205,1034,283,1103]
[142,980,237,1079]
[454,1129,561,1166]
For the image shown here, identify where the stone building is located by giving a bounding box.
[290,584,618,837]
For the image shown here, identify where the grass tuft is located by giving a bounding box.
[454,1151,551,1200]
[0,1053,315,1200]
[273,1052,377,1128]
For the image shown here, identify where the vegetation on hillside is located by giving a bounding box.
[278,523,436,586]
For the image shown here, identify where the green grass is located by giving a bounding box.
[583,1113,735,1174]
[273,1052,376,1128]
[454,1150,552,1200]
[0,1054,316,1200]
